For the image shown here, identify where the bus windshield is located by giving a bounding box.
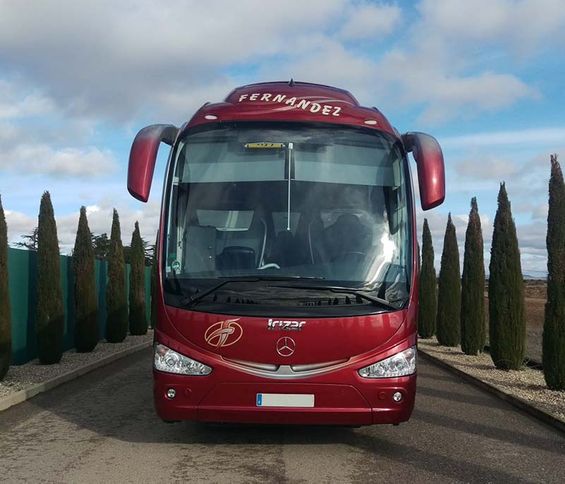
[164,123,412,310]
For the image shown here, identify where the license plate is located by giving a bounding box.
[256,393,315,408]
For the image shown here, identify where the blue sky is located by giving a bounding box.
[1,0,564,275]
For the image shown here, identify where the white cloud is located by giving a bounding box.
[455,156,521,181]
[4,209,35,246]
[0,80,55,119]
[0,0,545,125]
[85,205,101,215]
[514,201,549,221]
[339,2,402,40]
[0,0,349,121]
[418,0,565,56]
[265,5,539,125]
[442,127,565,149]
[262,39,379,103]
[0,114,118,177]
[416,72,536,124]
[531,203,548,221]
[0,143,117,177]
[450,149,554,208]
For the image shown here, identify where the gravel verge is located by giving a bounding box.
[418,338,565,430]
[0,331,153,404]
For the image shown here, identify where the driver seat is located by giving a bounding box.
[323,214,371,262]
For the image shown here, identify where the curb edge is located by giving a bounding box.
[418,348,565,435]
[0,340,152,413]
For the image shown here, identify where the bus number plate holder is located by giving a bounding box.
[256,393,315,407]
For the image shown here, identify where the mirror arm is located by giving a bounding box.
[401,133,415,153]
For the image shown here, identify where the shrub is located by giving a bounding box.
[418,219,437,338]
[72,206,98,352]
[461,198,486,355]
[0,195,11,379]
[488,183,525,370]
[36,192,65,364]
[106,209,128,343]
[543,155,565,389]
[129,221,147,335]
[436,214,461,347]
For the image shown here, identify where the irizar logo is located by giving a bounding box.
[267,318,306,331]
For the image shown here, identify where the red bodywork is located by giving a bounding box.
[128,81,444,426]
[154,300,418,425]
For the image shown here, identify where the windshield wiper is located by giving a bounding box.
[181,276,324,308]
[271,284,399,310]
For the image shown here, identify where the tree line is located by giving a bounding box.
[418,155,565,390]
[15,225,154,265]
[0,193,157,380]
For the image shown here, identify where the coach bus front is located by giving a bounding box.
[127,82,444,426]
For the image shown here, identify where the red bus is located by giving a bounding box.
[127,81,445,426]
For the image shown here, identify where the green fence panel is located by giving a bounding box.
[7,247,151,365]
[8,249,35,364]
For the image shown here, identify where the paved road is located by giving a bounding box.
[0,348,563,484]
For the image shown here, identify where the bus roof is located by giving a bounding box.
[182,80,397,138]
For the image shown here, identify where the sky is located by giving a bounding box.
[1,0,564,276]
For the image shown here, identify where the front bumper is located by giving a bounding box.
[154,368,416,426]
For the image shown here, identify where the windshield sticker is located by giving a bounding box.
[237,93,342,117]
[205,319,243,348]
[244,142,285,149]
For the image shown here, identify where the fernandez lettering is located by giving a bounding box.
[237,92,342,117]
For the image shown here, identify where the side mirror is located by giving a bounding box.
[402,132,445,210]
[128,124,178,202]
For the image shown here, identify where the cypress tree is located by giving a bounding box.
[36,192,65,364]
[461,198,486,355]
[72,207,98,352]
[418,219,437,338]
[489,183,525,370]
[0,195,11,379]
[106,209,128,343]
[150,233,158,330]
[436,214,461,346]
[543,155,565,389]
[129,221,147,335]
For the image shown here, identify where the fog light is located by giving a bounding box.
[392,391,403,402]
[166,388,176,399]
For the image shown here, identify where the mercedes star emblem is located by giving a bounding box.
[276,336,296,357]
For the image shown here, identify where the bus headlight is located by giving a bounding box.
[358,346,416,378]
[154,343,212,375]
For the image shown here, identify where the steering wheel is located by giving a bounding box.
[257,263,281,270]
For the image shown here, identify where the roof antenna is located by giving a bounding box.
[288,78,295,87]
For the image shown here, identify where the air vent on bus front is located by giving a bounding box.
[210,294,366,306]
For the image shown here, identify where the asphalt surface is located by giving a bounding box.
[0,348,563,484]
